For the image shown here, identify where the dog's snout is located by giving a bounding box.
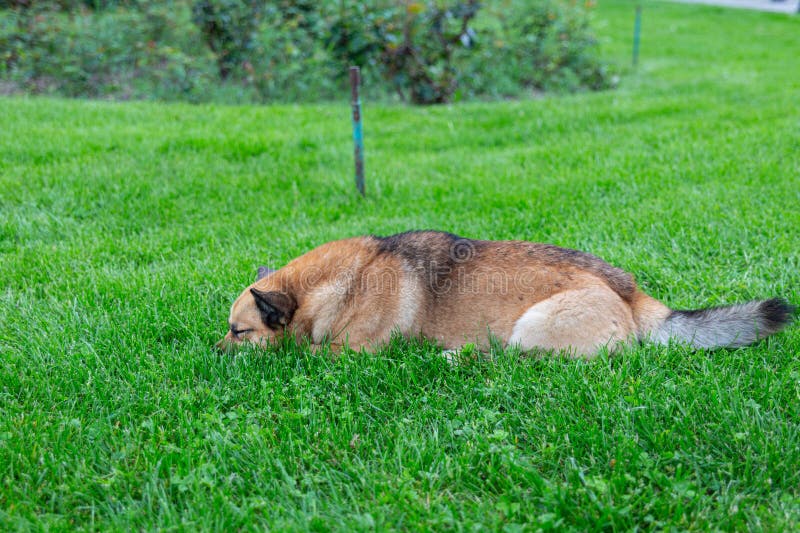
[216,334,237,353]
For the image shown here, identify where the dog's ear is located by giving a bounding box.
[256,266,275,281]
[250,288,296,329]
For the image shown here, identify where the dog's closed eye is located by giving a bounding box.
[230,324,253,338]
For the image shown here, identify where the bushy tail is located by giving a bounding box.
[651,298,795,349]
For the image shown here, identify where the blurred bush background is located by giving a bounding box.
[0,0,614,104]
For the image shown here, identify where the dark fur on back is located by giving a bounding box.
[371,230,636,301]
[523,243,636,300]
[372,230,480,296]
[373,230,466,268]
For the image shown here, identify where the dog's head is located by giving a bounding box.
[216,266,297,351]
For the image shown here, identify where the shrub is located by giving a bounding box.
[505,0,612,92]
[328,1,481,105]
[326,0,612,104]
[248,4,341,103]
[191,0,264,80]
[0,1,215,99]
[0,0,615,104]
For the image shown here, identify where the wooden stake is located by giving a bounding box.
[349,66,365,197]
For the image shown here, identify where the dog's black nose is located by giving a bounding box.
[215,338,232,353]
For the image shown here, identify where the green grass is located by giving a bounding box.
[1,0,799,529]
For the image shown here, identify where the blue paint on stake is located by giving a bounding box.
[633,5,642,68]
[349,66,365,196]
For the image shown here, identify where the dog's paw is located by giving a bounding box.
[440,349,460,366]
[439,343,480,366]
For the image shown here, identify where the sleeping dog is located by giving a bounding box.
[218,230,793,356]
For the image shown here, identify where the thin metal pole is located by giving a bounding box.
[633,5,642,68]
[349,66,365,197]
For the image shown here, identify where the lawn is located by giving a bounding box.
[1,0,799,530]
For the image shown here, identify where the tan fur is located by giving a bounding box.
[508,285,637,356]
[217,231,786,357]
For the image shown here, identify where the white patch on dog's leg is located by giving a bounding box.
[440,349,460,366]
